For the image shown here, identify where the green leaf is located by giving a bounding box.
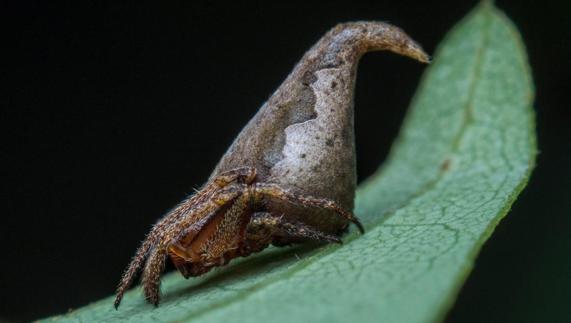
[42,2,535,322]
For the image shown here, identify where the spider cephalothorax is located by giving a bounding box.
[114,21,427,308]
[114,167,362,307]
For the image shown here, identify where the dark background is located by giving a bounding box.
[2,1,570,322]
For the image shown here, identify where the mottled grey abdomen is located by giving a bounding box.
[210,21,429,232]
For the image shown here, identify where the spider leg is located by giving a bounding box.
[247,212,342,246]
[114,183,243,308]
[138,211,222,305]
[253,183,364,233]
[168,193,254,278]
[141,245,168,306]
[114,197,195,309]
[276,219,342,244]
[140,185,246,306]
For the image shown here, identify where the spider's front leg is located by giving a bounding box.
[167,189,256,279]
[139,185,245,305]
[114,167,257,308]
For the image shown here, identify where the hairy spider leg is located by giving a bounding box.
[140,185,244,305]
[114,180,243,308]
[273,218,343,244]
[194,193,252,265]
[246,212,342,246]
[113,194,201,309]
[168,195,250,277]
[252,183,365,233]
[114,168,257,308]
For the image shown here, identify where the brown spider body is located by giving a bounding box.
[114,21,428,308]
[115,167,361,307]
[167,167,359,279]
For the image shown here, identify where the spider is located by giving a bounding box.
[114,166,363,308]
[113,19,428,308]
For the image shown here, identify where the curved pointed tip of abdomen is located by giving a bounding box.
[328,21,430,64]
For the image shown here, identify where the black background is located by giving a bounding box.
[2,1,570,322]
